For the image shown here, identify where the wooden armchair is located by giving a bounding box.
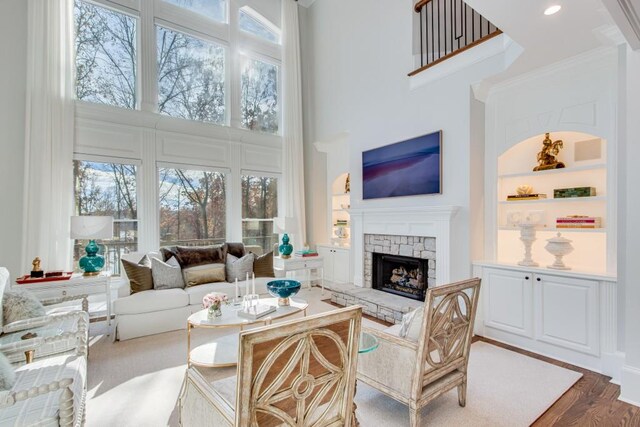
[0,267,89,365]
[357,278,481,426]
[180,305,362,426]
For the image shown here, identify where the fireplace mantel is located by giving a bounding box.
[350,206,460,287]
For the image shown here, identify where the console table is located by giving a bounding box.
[273,256,324,293]
[14,272,111,327]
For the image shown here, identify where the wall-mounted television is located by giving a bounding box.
[362,131,442,200]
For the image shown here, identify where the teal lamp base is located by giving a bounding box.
[78,239,105,276]
[278,233,294,259]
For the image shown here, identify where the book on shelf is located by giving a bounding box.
[506,194,547,201]
[237,304,277,320]
[554,187,597,198]
[556,225,601,229]
[556,216,602,228]
[294,250,318,257]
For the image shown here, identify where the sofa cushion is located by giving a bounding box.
[185,283,230,306]
[225,253,255,282]
[161,245,226,268]
[253,251,275,278]
[122,255,154,294]
[151,257,184,290]
[183,264,226,287]
[113,288,189,315]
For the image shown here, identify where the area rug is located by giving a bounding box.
[86,289,581,426]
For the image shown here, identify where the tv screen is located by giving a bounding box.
[362,131,441,200]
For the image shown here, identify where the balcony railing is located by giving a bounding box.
[410,0,501,76]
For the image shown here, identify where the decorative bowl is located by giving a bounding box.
[267,280,301,306]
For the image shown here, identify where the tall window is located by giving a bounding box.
[73,160,138,274]
[239,8,280,44]
[159,167,227,246]
[241,57,279,134]
[242,175,278,252]
[163,0,226,23]
[157,26,226,124]
[74,0,137,109]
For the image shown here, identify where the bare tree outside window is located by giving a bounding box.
[73,161,138,274]
[74,0,137,109]
[163,0,226,23]
[157,26,226,124]
[159,168,227,246]
[242,175,278,252]
[241,57,279,134]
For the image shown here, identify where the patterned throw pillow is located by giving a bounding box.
[122,255,154,294]
[225,253,255,282]
[2,288,46,325]
[253,251,275,278]
[151,257,184,290]
[183,264,226,287]
[0,352,15,391]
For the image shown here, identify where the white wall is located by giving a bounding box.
[0,0,27,276]
[303,0,506,280]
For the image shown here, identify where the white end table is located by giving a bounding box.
[273,256,324,293]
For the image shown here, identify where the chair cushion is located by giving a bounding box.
[122,255,154,294]
[113,288,188,315]
[0,354,86,427]
[185,283,231,306]
[225,253,255,282]
[2,288,46,325]
[211,375,237,409]
[253,251,275,278]
[152,257,184,290]
[0,352,15,390]
[384,324,403,337]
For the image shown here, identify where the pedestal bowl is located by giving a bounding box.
[266,279,301,306]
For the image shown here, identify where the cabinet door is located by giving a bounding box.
[534,274,599,356]
[332,248,351,284]
[316,246,334,281]
[483,268,534,338]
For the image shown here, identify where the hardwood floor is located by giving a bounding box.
[474,336,640,426]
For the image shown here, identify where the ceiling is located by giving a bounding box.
[463,0,618,83]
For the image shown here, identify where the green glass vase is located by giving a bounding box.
[279,233,293,259]
[78,239,105,276]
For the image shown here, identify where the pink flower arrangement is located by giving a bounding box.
[203,293,229,309]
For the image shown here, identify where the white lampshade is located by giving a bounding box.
[273,217,296,234]
[70,216,113,240]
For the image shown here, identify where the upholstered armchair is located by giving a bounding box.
[0,267,89,365]
[180,306,362,426]
[0,333,87,427]
[357,278,481,426]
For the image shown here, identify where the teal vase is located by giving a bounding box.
[279,233,293,259]
[79,239,105,276]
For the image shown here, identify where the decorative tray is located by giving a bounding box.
[16,272,74,284]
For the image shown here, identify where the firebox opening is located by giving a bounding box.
[372,252,428,302]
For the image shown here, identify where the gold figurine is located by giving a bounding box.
[32,257,42,272]
[345,174,351,193]
[533,133,565,171]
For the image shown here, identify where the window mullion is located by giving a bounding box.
[139,0,157,112]
[229,2,241,129]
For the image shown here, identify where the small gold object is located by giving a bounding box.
[517,185,534,195]
[345,174,351,193]
[32,257,42,272]
[533,133,565,171]
[278,297,291,306]
[83,271,100,277]
[24,350,35,364]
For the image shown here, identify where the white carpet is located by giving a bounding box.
[86,288,582,426]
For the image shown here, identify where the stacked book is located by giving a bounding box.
[334,219,349,226]
[556,216,602,229]
[295,249,318,258]
[506,193,547,201]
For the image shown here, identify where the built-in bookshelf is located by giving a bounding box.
[331,174,351,247]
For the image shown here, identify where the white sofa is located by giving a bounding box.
[114,247,279,341]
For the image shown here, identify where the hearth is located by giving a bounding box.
[372,252,428,301]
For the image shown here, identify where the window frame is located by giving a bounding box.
[238,6,282,46]
[240,170,281,253]
[239,53,282,135]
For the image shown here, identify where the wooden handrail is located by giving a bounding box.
[414,0,431,13]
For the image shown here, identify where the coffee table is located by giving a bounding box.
[187,297,309,368]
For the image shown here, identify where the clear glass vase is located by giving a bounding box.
[208,305,222,319]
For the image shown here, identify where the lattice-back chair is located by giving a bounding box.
[180,306,362,427]
[357,278,481,427]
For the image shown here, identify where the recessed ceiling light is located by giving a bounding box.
[544,5,562,15]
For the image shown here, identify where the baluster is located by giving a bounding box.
[431,1,435,63]
[419,8,424,67]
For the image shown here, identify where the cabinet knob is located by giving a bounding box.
[525,276,530,280]
[62,290,67,296]
[536,277,541,282]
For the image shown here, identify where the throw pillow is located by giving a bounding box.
[152,257,184,290]
[225,253,255,282]
[399,309,418,338]
[161,245,226,269]
[2,288,46,325]
[183,264,226,287]
[253,251,275,278]
[405,307,425,342]
[225,242,247,259]
[122,255,154,294]
[0,352,15,391]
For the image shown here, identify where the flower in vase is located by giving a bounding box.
[203,293,229,310]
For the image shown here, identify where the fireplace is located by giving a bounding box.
[372,252,429,301]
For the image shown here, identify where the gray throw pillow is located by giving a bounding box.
[2,288,46,325]
[225,253,255,282]
[152,257,184,290]
[0,352,15,391]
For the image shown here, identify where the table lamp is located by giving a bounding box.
[70,216,113,276]
[273,217,296,259]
